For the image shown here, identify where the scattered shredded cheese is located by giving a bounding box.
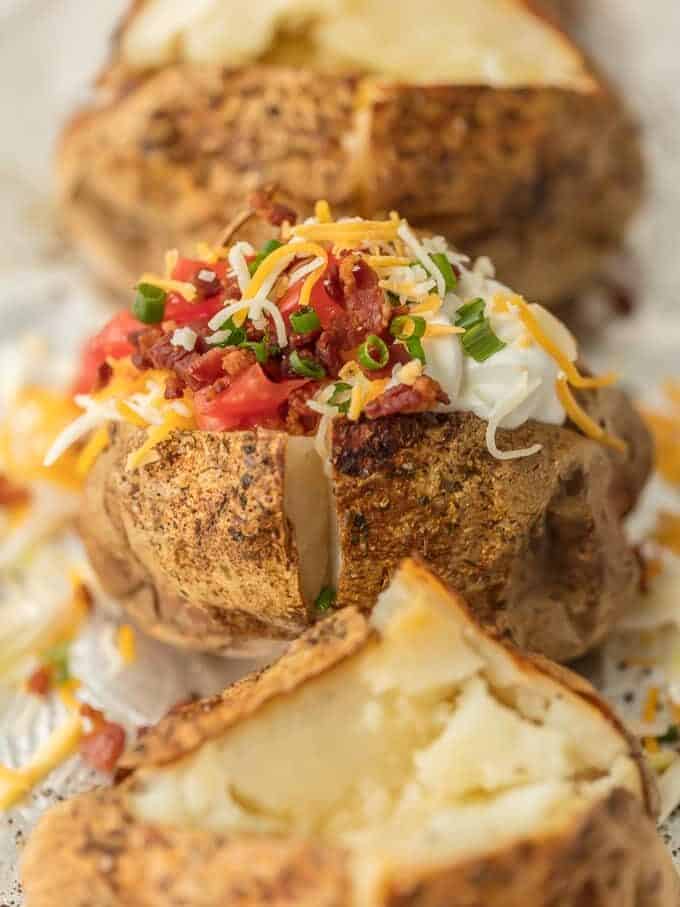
[126,407,195,471]
[164,249,179,277]
[137,273,197,302]
[117,624,137,665]
[314,199,332,223]
[75,426,109,476]
[555,377,627,454]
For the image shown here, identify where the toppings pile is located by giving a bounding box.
[47,199,625,470]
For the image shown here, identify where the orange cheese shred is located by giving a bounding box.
[514,298,617,389]
[555,378,627,454]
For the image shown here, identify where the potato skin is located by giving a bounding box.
[81,422,310,655]
[331,392,651,662]
[81,387,651,660]
[21,588,678,907]
[58,60,642,304]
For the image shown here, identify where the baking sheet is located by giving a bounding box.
[1,0,680,902]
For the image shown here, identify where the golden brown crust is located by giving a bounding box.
[331,394,652,663]
[58,60,642,304]
[81,423,310,655]
[81,385,651,660]
[21,586,677,907]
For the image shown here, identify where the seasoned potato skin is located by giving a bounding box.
[80,382,651,660]
[58,58,642,304]
[21,578,678,907]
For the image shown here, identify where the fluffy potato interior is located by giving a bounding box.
[122,0,593,88]
[283,436,330,606]
[132,564,641,906]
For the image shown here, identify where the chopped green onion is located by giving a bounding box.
[214,316,247,347]
[290,306,321,334]
[248,239,282,276]
[658,726,680,745]
[289,350,326,379]
[460,319,506,362]
[315,586,336,611]
[387,291,401,306]
[133,283,167,323]
[454,298,486,330]
[358,335,389,371]
[329,382,352,414]
[42,641,70,685]
[405,336,426,364]
[390,315,426,341]
[431,253,457,292]
[241,340,269,364]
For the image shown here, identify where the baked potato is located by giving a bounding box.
[58,0,642,305]
[46,210,652,661]
[21,559,679,907]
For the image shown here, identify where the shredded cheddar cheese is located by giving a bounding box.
[424,323,464,338]
[246,241,328,300]
[298,264,326,309]
[654,511,680,556]
[126,407,195,471]
[555,378,627,454]
[0,712,82,811]
[514,298,617,389]
[641,381,680,487]
[644,737,660,755]
[410,295,443,315]
[117,624,137,665]
[138,274,197,301]
[290,219,400,243]
[75,426,109,476]
[643,686,660,724]
[365,255,412,269]
[314,199,333,223]
[164,248,179,277]
[116,400,149,429]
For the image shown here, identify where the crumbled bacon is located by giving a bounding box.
[0,475,30,509]
[222,347,256,378]
[364,376,449,420]
[164,373,185,399]
[26,665,53,697]
[79,721,126,774]
[248,189,297,227]
[316,328,345,375]
[285,384,321,435]
[339,256,391,345]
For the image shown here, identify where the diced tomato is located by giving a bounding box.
[171,258,228,283]
[163,292,227,327]
[79,721,126,773]
[72,311,142,395]
[194,364,309,431]
[278,266,346,331]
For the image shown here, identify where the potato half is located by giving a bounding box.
[58,0,641,304]
[80,382,652,661]
[22,559,678,907]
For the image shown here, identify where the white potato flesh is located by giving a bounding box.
[122,0,593,88]
[132,564,641,906]
[283,435,330,606]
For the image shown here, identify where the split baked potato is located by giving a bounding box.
[58,0,642,304]
[47,210,652,661]
[21,559,679,907]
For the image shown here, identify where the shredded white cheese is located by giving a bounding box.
[171,327,198,352]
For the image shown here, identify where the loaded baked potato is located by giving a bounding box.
[58,0,642,305]
[22,559,679,907]
[46,207,652,660]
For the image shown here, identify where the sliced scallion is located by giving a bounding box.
[460,319,506,362]
[358,335,389,371]
[431,253,457,292]
[248,239,282,276]
[329,382,352,413]
[405,336,425,363]
[454,298,486,330]
[390,315,426,341]
[133,283,167,323]
[290,350,326,379]
[290,306,321,334]
[241,340,269,364]
[315,586,336,611]
[42,641,70,685]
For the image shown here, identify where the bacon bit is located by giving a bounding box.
[79,702,106,729]
[79,721,126,774]
[221,347,256,379]
[634,545,664,595]
[643,687,660,724]
[0,475,31,509]
[286,384,321,435]
[94,360,113,392]
[26,665,53,697]
[248,188,297,227]
[654,511,680,556]
[364,376,449,420]
[339,256,391,345]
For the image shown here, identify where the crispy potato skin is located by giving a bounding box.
[81,423,309,655]
[21,589,678,907]
[58,60,642,304]
[331,393,652,662]
[81,387,651,660]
